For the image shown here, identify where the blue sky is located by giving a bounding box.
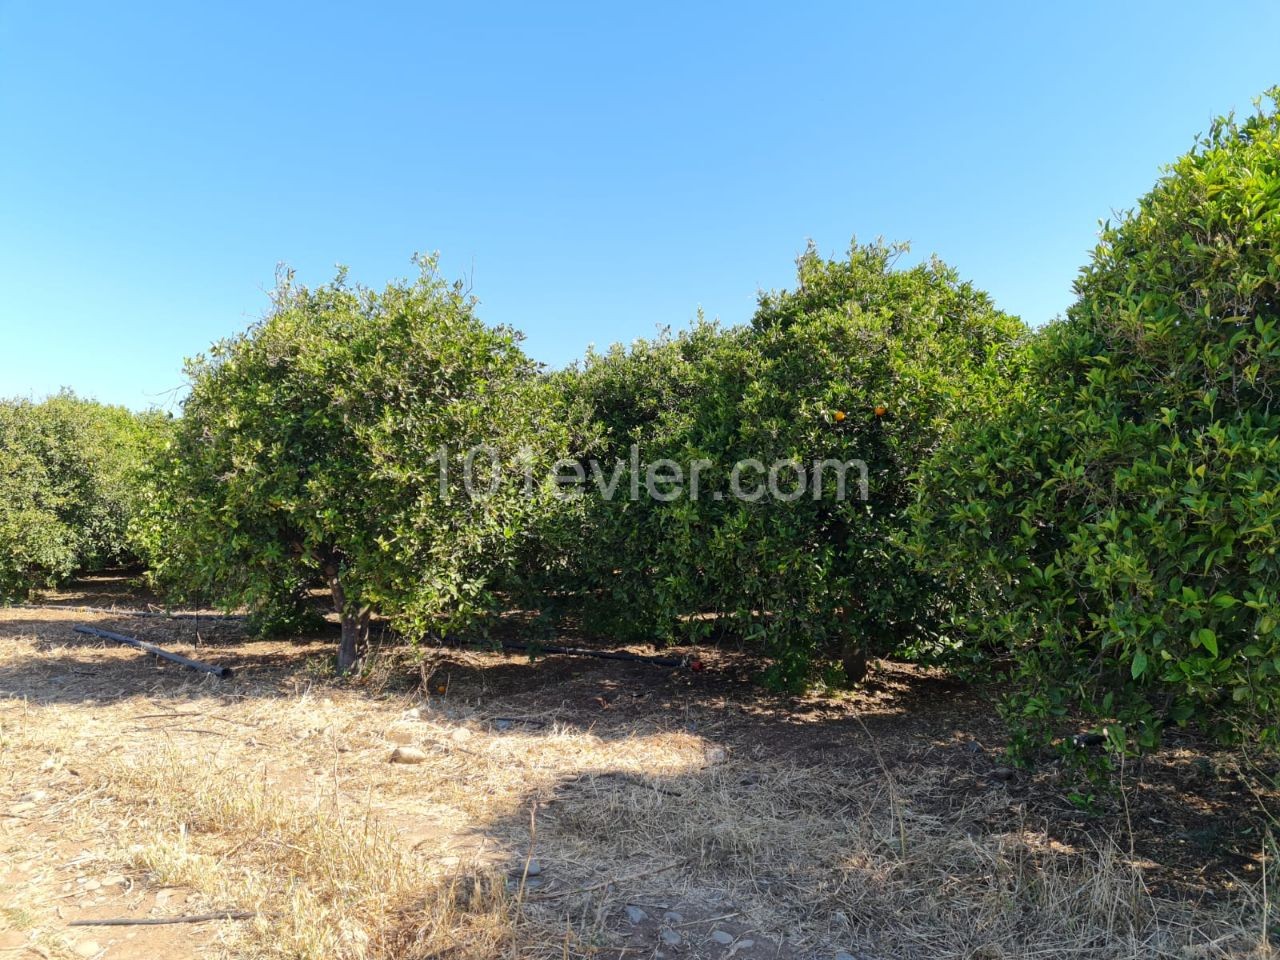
[2,2,1277,411]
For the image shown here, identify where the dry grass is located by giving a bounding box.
[1,590,1276,959]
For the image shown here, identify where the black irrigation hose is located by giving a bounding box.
[15,603,245,621]
[73,625,235,679]
[68,911,255,926]
[445,636,691,670]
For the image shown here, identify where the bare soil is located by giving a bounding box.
[1,574,1276,960]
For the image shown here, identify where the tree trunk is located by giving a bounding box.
[840,638,868,686]
[836,606,868,686]
[325,564,368,675]
[338,607,370,674]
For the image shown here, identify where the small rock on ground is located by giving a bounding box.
[389,746,428,764]
[625,905,648,924]
[660,928,682,946]
[711,929,734,944]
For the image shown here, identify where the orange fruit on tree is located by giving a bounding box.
[874,404,887,417]
[833,410,846,422]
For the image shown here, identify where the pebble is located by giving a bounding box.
[494,719,513,732]
[524,859,542,877]
[389,746,428,764]
[990,766,1016,782]
[662,910,684,924]
[83,879,101,891]
[660,928,682,946]
[624,905,647,924]
[835,952,857,960]
[451,727,473,743]
[704,745,728,765]
[102,875,127,887]
[711,930,734,944]
[73,941,100,958]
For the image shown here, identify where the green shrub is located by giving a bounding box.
[0,392,164,601]
[529,319,754,646]
[133,257,568,667]
[912,91,1280,750]
[540,242,1023,688]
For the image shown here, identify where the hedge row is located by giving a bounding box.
[5,91,1277,751]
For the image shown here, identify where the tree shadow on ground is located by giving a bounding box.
[1,597,1274,925]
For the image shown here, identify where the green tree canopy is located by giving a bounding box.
[0,391,164,601]
[135,257,567,670]
[538,241,1024,687]
[912,90,1280,750]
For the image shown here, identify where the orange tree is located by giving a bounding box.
[912,91,1280,751]
[134,258,566,671]
[0,392,165,601]
[538,242,1023,688]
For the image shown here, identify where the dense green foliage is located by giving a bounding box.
[134,258,567,668]
[12,91,1277,757]
[0,392,165,601]
[912,92,1280,750]
[539,243,1024,688]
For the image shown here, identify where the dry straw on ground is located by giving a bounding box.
[1,586,1276,959]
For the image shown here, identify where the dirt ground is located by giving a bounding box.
[1,575,1276,960]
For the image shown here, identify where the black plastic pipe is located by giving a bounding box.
[73,625,234,679]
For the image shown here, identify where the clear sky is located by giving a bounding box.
[2,2,1277,411]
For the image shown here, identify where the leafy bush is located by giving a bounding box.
[912,91,1280,750]
[134,258,568,668]
[527,319,754,646]
[0,392,165,601]
[541,242,1023,687]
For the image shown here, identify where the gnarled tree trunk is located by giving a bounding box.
[840,638,868,685]
[325,563,369,674]
[836,606,868,686]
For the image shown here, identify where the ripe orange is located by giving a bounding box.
[833,410,846,422]
[874,404,887,417]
